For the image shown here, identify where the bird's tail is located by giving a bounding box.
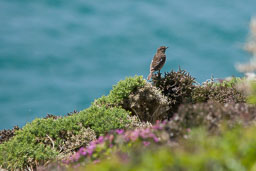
[147,72,153,80]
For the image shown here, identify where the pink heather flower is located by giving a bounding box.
[130,130,139,141]
[90,141,97,146]
[140,128,151,139]
[87,143,96,156]
[62,159,69,165]
[187,128,191,132]
[162,120,167,125]
[93,159,100,164]
[108,134,114,143]
[152,124,160,130]
[153,136,159,142]
[79,147,87,156]
[73,164,80,169]
[97,136,104,144]
[72,153,81,162]
[152,120,161,130]
[124,133,130,142]
[116,129,124,134]
[143,141,150,146]
[153,120,166,130]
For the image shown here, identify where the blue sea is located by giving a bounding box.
[0,0,255,129]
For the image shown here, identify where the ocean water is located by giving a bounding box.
[0,0,255,129]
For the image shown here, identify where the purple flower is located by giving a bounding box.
[116,129,124,135]
[73,163,80,169]
[87,143,96,156]
[130,130,139,141]
[108,134,114,143]
[79,147,87,156]
[153,136,159,142]
[72,153,81,162]
[162,120,167,125]
[97,136,104,144]
[152,125,160,130]
[140,128,151,139]
[62,159,69,165]
[93,159,100,164]
[143,141,150,146]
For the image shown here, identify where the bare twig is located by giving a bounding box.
[46,134,55,149]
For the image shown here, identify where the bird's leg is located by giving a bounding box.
[157,70,161,77]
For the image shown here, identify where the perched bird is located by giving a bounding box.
[147,46,168,80]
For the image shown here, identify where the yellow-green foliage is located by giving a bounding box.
[213,77,242,87]
[247,81,256,104]
[0,106,131,170]
[80,125,256,171]
[75,106,132,135]
[94,75,146,106]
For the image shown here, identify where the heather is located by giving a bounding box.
[1,70,256,170]
[76,124,256,171]
[41,112,256,170]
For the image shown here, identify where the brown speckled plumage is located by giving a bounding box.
[147,46,168,80]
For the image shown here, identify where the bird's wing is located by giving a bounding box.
[151,54,166,71]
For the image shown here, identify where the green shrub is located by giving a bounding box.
[0,106,132,170]
[152,69,196,117]
[122,82,170,123]
[0,76,147,170]
[94,75,146,106]
[74,106,132,136]
[214,77,242,87]
[176,101,255,130]
[161,101,256,140]
[0,132,58,170]
[247,81,256,104]
[192,82,246,104]
[151,69,245,111]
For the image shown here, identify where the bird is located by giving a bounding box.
[147,46,168,80]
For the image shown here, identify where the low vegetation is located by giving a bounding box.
[1,69,255,171]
